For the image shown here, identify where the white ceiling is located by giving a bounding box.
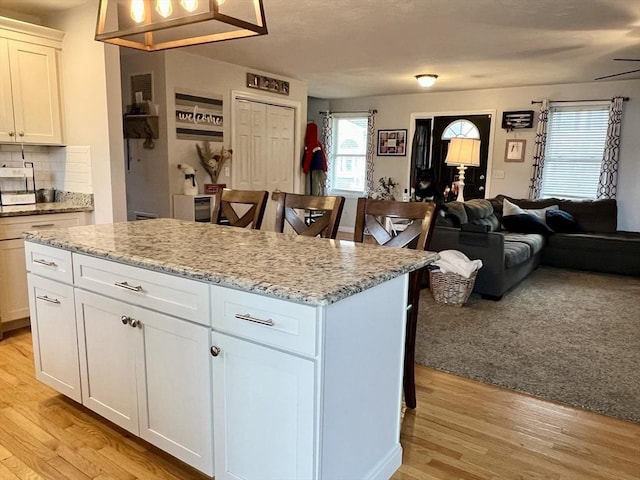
[2,0,640,99]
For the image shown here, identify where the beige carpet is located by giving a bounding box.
[415,266,640,424]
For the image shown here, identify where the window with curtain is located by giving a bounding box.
[328,115,369,194]
[540,104,609,200]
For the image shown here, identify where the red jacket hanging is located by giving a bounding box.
[302,122,328,173]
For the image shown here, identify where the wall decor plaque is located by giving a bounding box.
[247,72,290,95]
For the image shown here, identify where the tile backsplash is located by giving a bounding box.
[0,144,93,195]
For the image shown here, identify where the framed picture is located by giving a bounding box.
[505,139,526,162]
[377,129,407,156]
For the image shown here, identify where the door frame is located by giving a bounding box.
[408,109,497,198]
[230,90,303,194]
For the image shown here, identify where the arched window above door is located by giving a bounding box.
[441,120,480,140]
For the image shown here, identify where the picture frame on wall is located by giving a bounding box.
[505,139,526,162]
[377,129,407,156]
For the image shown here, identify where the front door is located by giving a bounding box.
[431,114,491,200]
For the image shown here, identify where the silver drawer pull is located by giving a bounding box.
[235,313,274,327]
[33,258,57,267]
[36,295,60,304]
[31,223,55,228]
[114,281,143,292]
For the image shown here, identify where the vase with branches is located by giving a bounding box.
[370,177,399,200]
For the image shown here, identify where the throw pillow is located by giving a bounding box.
[502,213,554,235]
[502,198,525,216]
[524,204,559,226]
[546,209,580,233]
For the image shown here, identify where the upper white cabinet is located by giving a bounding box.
[0,17,64,145]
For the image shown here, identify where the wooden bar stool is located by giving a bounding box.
[211,189,269,230]
[272,192,345,239]
[353,197,438,409]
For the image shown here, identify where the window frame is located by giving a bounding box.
[327,114,369,197]
[540,102,609,200]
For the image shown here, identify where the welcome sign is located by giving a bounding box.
[175,89,224,142]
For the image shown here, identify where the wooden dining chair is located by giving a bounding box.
[353,197,438,409]
[272,192,345,239]
[211,188,269,230]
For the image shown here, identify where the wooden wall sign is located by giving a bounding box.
[502,110,534,130]
[247,72,290,96]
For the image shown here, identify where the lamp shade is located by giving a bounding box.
[445,137,481,167]
[95,0,267,52]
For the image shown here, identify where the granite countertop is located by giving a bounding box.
[23,218,438,306]
[0,201,94,217]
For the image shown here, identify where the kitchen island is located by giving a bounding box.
[24,218,438,480]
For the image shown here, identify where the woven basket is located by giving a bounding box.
[429,269,477,307]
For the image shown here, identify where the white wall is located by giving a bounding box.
[164,51,308,204]
[47,2,127,224]
[120,52,170,220]
[329,79,640,232]
[120,50,308,220]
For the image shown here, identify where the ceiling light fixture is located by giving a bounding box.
[96,0,267,52]
[415,74,438,88]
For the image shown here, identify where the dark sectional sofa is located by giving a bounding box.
[429,195,640,299]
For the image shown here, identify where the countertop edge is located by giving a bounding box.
[23,234,437,307]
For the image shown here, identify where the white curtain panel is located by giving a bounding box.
[529,99,549,199]
[597,96,624,199]
[321,112,333,193]
[365,111,376,196]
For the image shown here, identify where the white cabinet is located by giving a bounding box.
[210,276,408,480]
[74,284,214,476]
[27,273,81,402]
[212,331,315,480]
[0,238,30,321]
[0,19,64,145]
[0,212,87,334]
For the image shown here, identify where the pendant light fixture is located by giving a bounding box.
[95,0,267,52]
[415,74,438,88]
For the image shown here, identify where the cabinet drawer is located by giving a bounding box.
[73,253,210,326]
[25,242,73,284]
[212,286,318,356]
[0,212,86,240]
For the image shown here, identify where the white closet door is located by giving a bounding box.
[233,98,296,231]
[249,102,267,191]
[265,104,295,195]
[233,100,253,191]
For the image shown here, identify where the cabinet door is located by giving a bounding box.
[137,307,214,476]
[0,38,15,142]
[27,274,81,402]
[75,289,140,434]
[212,331,316,480]
[0,238,29,322]
[7,39,62,144]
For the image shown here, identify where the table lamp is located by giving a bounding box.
[444,137,481,202]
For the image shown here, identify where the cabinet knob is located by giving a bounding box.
[8,131,15,137]
[130,318,140,328]
[210,346,221,357]
[18,131,24,137]
[121,315,130,325]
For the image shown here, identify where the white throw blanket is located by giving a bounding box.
[433,250,483,278]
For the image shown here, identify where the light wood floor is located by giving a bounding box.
[1,327,639,480]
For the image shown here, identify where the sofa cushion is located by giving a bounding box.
[503,232,546,256]
[503,240,534,268]
[558,199,617,233]
[436,201,468,227]
[546,209,579,233]
[546,231,640,253]
[464,199,501,231]
[502,213,554,235]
